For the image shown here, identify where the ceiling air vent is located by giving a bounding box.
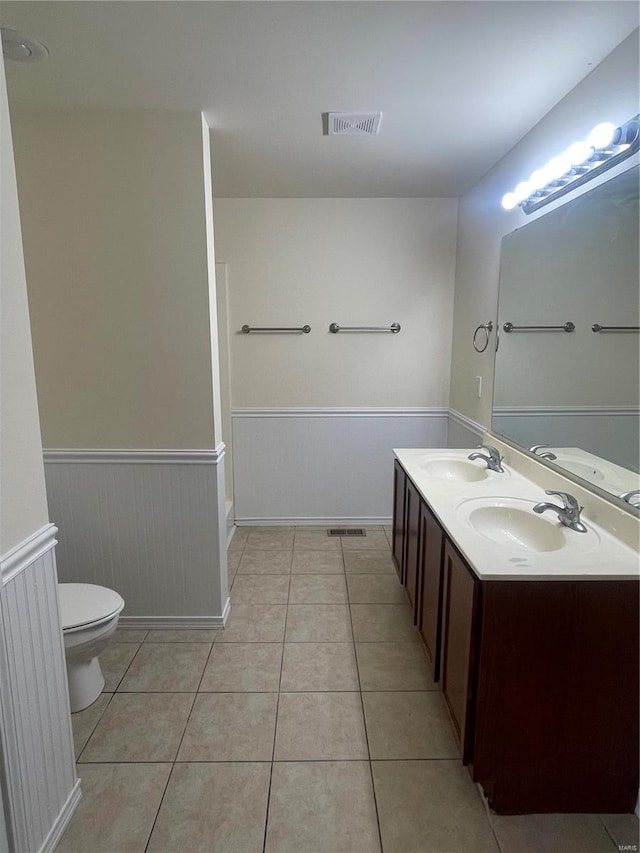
[326,112,382,136]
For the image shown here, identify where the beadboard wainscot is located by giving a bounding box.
[0,526,79,853]
[232,407,449,525]
[42,448,230,630]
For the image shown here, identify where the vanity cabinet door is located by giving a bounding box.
[418,502,444,680]
[440,541,479,763]
[403,478,421,620]
[391,460,406,582]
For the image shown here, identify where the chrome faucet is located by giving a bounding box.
[529,444,558,461]
[468,445,504,473]
[533,490,587,533]
[619,489,640,507]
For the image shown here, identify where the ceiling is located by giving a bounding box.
[1,2,638,197]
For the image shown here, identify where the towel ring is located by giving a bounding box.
[473,321,494,353]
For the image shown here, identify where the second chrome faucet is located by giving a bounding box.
[533,490,587,533]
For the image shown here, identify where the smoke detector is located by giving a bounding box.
[326,112,382,136]
[1,28,48,62]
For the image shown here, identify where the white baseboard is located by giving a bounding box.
[39,779,81,853]
[119,597,231,630]
[235,517,393,526]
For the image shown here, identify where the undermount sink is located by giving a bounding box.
[421,458,489,482]
[456,497,600,554]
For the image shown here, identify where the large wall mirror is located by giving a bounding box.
[492,164,639,509]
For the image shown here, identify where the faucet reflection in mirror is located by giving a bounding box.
[492,165,639,509]
[502,115,639,213]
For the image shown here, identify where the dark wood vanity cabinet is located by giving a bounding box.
[391,459,406,582]
[403,478,421,616]
[471,577,639,814]
[392,464,434,625]
[391,457,640,814]
[417,502,444,679]
[440,540,479,764]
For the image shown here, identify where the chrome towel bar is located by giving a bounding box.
[503,322,575,333]
[329,323,401,334]
[591,324,640,333]
[241,324,311,334]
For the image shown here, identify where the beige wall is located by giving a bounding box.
[12,110,217,449]
[214,198,458,408]
[0,60,49,553]
[450,31,639,428]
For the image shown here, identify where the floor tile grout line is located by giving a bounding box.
[73,692,115,763]
[76,638,155,761]
[136,688,198,852]
[598,816,632,853]
[195,638,218,694]
[262,555,291,853]
[143,760,176,852]
[347,595,385,853]
[477,780,507,853]
[74,756,466,764]
[228,529,250,584]
[112,640,144,694]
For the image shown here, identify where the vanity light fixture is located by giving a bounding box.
[501,115,639,214]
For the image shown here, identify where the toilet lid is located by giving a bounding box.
[59,583,124,631]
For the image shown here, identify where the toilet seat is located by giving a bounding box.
[59,583,124,633]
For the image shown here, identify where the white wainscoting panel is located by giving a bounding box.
[0,526,79,853]
[447,409,485,448]
[232,408,448,524]
[43,449,229,621]
[492,406,640,473]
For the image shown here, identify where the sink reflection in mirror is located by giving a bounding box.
[492,165,639,509]
[456,497,601,555]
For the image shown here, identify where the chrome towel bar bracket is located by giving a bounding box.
[503,321,575,333]
[241,324,311,334]
[329,323,401,334]
[591,324,640,333]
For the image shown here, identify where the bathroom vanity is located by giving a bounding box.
[392,449,639,815]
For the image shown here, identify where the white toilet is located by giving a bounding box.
[59,583,125,713]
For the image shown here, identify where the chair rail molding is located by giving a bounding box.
[232,406,449,418]
[43,444,226,465]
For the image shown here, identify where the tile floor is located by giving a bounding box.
[61,526,639,852]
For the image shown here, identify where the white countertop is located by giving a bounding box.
[394,448,640,581]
